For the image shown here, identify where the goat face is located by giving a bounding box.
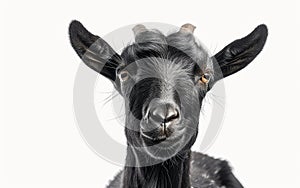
[69,21,268,160]
[118,36,212,153]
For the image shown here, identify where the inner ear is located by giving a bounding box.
[213,24,268,79]
[69,20,122,81]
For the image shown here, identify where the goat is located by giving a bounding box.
[69,20,268,188]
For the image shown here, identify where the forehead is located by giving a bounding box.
[120,29,213,76]
[135,57,194,83]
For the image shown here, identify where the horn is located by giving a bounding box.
[180,23,196,33]
[132,24,147,36]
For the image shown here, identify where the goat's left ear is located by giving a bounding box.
[213,24,268,79]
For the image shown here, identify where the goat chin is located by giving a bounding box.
[141,135,187,161]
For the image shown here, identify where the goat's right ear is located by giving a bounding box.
[69,20,122,81]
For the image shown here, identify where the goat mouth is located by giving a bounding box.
[140,130,168,145]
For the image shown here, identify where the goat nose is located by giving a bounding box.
[149,103,179,124]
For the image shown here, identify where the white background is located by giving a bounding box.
[1,0,300,187]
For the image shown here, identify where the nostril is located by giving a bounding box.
[150,108,165,123]
[165,109,179,123]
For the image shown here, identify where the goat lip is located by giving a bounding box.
[140,131,167,144]
[153,135,167,142]
[140,131,154,140]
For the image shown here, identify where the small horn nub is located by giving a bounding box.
[180,23,196,33]
[132,24,147,36]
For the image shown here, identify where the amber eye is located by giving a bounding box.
[118,70,130,82]
[199,74,210,84]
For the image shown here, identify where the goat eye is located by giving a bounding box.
[199,74,210,84]
[119,70,130,82]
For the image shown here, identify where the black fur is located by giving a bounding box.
[108,152,243,188]
[69,20,268,188]
[69,20,122,81]
[213,24,268,79]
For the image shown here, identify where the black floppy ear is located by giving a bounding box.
[213,24,268,79]
[69,20,122,81]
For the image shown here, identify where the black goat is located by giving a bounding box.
[69,21,268,188]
